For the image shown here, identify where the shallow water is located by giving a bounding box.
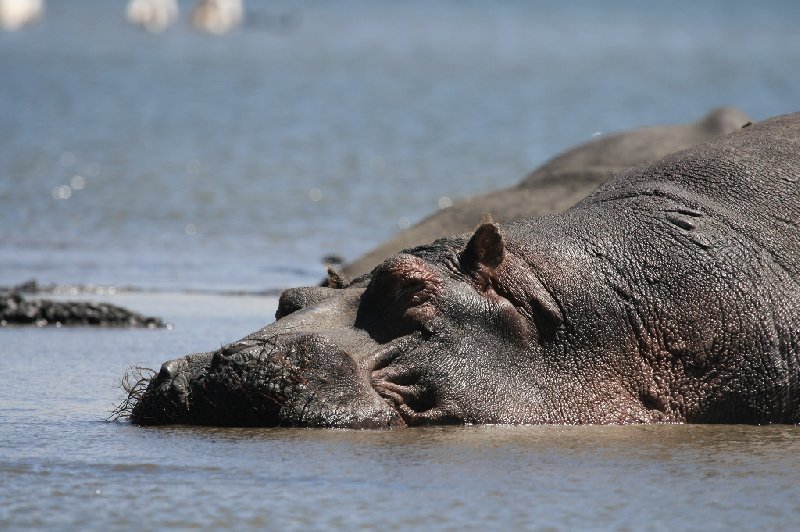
[3,293,800,529]
[3,0,800,529]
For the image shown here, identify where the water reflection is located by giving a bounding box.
[129,423,800,476]
[102,423,799,529]
[70,175,86,190]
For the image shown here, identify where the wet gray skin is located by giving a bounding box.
[130,113,800,427]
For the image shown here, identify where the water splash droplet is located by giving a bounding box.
[308,188,323,202]
[52,185,72,200]
[71,175,86,190]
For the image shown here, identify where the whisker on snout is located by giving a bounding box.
[107,366,157,422]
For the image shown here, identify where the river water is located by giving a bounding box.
[2,0,800,529]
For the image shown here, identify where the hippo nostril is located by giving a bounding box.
[159,361,179,379]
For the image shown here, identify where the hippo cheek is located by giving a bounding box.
[272,334,408,428]
[370,364,451,426]
[366,336,463,426]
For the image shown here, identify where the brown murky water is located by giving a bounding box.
[2,293,799,529]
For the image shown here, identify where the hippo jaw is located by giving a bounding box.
[128,281,428,428]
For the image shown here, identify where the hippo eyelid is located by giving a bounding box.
[396,279,428,304]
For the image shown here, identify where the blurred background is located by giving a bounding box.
[2,0,799,293]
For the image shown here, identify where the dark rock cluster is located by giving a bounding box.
[0,291,165,328]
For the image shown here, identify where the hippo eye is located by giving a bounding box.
[395,278,433,307]
[369,256,442,308]
[358,255,443,340]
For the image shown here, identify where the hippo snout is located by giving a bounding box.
[129,354,209,425]
[130,333,405,428]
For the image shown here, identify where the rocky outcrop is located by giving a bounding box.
[0,290,164,328]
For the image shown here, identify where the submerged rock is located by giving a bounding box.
[0,291,165,328]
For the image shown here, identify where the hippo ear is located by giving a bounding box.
[461,223,505,272]
[461,222,564,330]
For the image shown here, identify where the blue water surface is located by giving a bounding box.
[2,1,800,529]
[2,0,798,291]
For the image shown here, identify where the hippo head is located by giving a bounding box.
[129,287,407,428]
[129,219,659,428]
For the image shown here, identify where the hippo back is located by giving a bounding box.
[589,113,800,276]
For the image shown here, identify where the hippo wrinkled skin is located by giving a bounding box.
[129,113,800,427]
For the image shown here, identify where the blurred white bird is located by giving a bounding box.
[0,0,44,31]
[126,0,178,34]
[191,0,243,35]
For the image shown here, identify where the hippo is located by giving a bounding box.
[341,107,751,279]
[125,112,800,427]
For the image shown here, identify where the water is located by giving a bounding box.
[2,0,800,529]
[2,292,799,529]
[2,0,799,291]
